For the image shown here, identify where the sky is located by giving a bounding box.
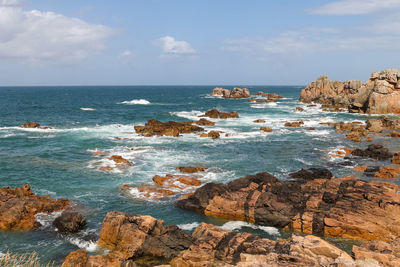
[0,0,400,86]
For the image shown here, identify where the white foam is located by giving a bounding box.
[34,211,63,228]
[221,221,280,236]
[66,237,98,252]
[177,222,200,231]
[80,107,96,111]
[170,110,204,121]
[119,99,151,105]
[0,251,5,258]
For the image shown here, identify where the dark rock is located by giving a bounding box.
[352,144,393,160]
[53,211,86,233]
[289,168,333,181]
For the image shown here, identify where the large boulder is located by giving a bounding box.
[210,87,231,98]
[134,119,204,137]
[231,87,250,98]
[201,109,239,119]
[177,171,400,241]
[0,184,69,230]
[53,211,86,233]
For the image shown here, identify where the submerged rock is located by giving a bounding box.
[134,119,204,137]
[177,171,400,241]
[0,184,69,231]
[53,211,86,233]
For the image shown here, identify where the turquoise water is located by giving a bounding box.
[0,86,398,264]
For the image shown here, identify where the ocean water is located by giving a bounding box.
[0,85,398,264]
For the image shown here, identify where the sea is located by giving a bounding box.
[0,85,398,265]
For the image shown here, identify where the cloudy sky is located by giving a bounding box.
[1,0,399,85]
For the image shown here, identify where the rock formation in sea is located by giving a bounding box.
[134,119,204,137]
[20,121,52,129]
[200,109,239,119]
[300,69,400,114]
[177,171,400,241]
[0,184,69,230]
[53,211,86,233]
[210,87,250,98]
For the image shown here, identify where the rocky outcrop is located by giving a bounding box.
[353,237,400,267]
[351,69,400,114]
[176,166,207,174]
[20,121,51,129]
[177,171,400,241]
[210,87,250,98]
[121,174,202,200]
[284,121,304,127]
[62,212,194,267]
[260,127,273,132]
[299,75,362,107]
[0,184,69,230]
[352,144,393,160]
[196,118,215,126]
[134,119,204,137]
[108,155,133,166]
[170,223,354,267]
[207,130,220,139]
[53,211,86,233]
[289,168,333,181]
[201,109,239,119]
[300,69,400,114]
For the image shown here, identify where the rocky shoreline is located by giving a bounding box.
[3,72,400,266]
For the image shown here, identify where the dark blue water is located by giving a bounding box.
[0,86,397,264]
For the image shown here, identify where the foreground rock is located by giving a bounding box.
[0,184,69,230]
[134,119,204,137]
[300,69,400,114]
[62,212,194,267]
[210,87,250,98]
[170,223,354,267]
[201,109,239,119]
[353,237,400,267]
[177,171,400,241]
[53,211,86,233]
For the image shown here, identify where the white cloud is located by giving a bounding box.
[118,49,134,64]
[158,36,196,55]
[0,4,114,63]
[310,0,400,15]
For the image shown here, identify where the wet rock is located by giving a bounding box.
[390,131,400,138]
[208,131,220,139]
[352,144,393,160]
[196,118,215,126]
[289,168,333,181]
[108,155,133,166]
[253,119,265,123]
[176,166,207,174]
[100,166,114,172]
[201,109,239,119]
[177,172,400,241]
[260,127,272,132]
[284,121,304,127]
[346,131,362,142]
[170,223,354,267]
[0,184,69,231]
[295,107,305,112]
[20,121,41,128]
[134,119,204,137]
[53,211,86,233]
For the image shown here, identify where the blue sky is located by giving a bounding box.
[0,0,399,85]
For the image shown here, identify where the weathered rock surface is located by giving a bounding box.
[134,120,204,137]
[0,184,69,231]
[170,223,354,267]
[208,130,220,139]
[289,168,333,181]
[196,118,215,126]
[284,121,304,127]
[20,121,51,129]
[177,171,400,241]
[201,109,239,119]
[62,212,194,267]
[53,211,86,233]
[210,87,250,98]
[374,166,400,179]
[260,126,273,132]
[353,237,400,267]
[300,69,400,114]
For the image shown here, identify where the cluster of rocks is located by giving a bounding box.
[61,211,400,267]
[177,169,400,242]
[0,184,70,230]
[134,119,204,137]
[20,121,51,129]
[210,87,250,98]
[300,69,400,114]
[120,166,206,200]
[248,92,284,104]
